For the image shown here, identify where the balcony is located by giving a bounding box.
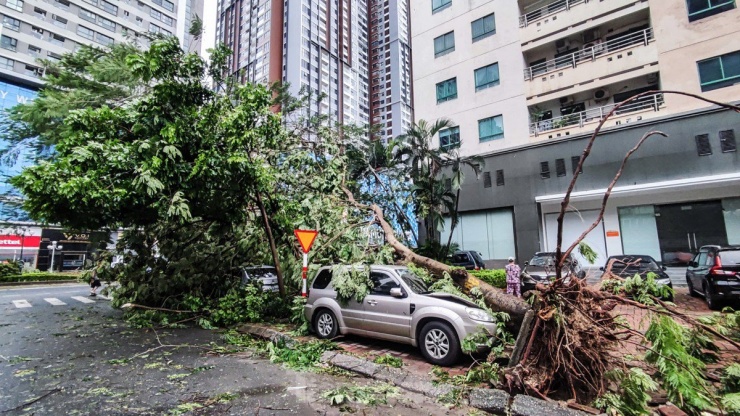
[529,92,666,137]
[524,27,658,99]
[519,0,645,45]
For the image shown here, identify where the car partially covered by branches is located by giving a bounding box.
[304,265,500,366]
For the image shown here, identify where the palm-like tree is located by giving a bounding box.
[442,148,483,258]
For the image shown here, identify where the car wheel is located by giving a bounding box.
[419,321,461,367]
[686,277,700,297]
[314,309,338,339]
[703,282,721,311]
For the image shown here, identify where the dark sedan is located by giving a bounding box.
[520,252,585,292]
[600,255,673,300]
[450,250,486,270]
[686,246,740,310]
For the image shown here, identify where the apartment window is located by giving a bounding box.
[150,9,173,26]
[695,134,712,155]
[432,0,451,12]
[2,15,20,31]
[100,0,117,15]
[28,44,41,57]
[82,0,98,4]
[555,158,567,177]
[697,51,740,91]
[96,32,114,46]
[79,9,97,24]
[31,26,43,39]
[1,35,17,51]
[97,15,116,31]
[52,15,67,28]
[47,51,62,61]
[540,162,551,179]
[474,63,500,91]
[433,31,455,57]
[153,0,175,12]
[478,115,504,142]
[0,56,13,70]
[495,170,505,186]
[77,25,94,40]
[471,13,495,41]
[25,64,42,78]
[54,0,70,10]
[439,126,460,150]
[686,0,736,21]
[436,78,457,103]
[5,0,23,12]
[720,129,736,152]
[49,33,65,46]
[33,7,46,19]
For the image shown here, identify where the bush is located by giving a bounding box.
[0,262,20,277]
[0,272,81,283]
[471,269,506,289]
[205,284,290,328]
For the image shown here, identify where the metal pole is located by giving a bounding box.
[301,252,308,297]
[50,245,56,272]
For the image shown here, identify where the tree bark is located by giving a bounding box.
[342,186,530,330]
[255,190,285,296]
[443,188,461,259]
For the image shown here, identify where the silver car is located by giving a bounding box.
[304,265,499,366]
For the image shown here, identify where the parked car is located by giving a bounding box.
[450,250,486,270]
[686,245,740,310]
[599,255,673,300]
[241,266,279,292]
[304,265,499,366]
[520,252,586,292]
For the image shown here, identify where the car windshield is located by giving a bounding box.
[397,269,431,294]
[451,253,469,263]
[529,255,555,267]
[609,257,660,272]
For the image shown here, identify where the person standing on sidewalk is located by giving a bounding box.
[505,256,521,298]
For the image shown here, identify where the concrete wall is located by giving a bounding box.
[449,107,740,262]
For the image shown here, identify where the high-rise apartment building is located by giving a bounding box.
[216,0,413,140]
[412,0,740,272]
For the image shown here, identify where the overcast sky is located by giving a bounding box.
[200,2,217,61]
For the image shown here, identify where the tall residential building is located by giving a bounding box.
[216,0,413,140]
[412,0,740,272]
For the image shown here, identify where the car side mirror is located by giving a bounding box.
[390,287,405,298]
[689,261,697,268]
[524,261,529,266]
[661,265,667,271]
[599,267,604,271]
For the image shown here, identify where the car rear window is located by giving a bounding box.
[452,253,470,263]
[720,250,740,265]
[312,269,333,289]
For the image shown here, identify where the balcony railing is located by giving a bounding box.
[529,93,665,135]
[520,0,586,27]
[524,28,653,81]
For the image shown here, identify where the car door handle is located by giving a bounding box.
[366,300,377,306]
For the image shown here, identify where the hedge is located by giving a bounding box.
[470,269,507,289]
[0,262,20,278]
[0,272,82,283]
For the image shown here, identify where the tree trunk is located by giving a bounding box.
[443,188,461,259]
[255,190,286,296]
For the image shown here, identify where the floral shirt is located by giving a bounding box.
[505,263,521,282]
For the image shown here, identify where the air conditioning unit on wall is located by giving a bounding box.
[555,39,570,52]
[593,88,610,102]
[559,95,575,106]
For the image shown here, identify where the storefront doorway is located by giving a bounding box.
[655,201,728,266]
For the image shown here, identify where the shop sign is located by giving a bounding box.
[0,235,42,248]
[606,230,620,237]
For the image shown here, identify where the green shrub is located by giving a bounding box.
[205,284,289,328]
[0,272,81,283]
[0,262,20,277]
[470,269,506,289]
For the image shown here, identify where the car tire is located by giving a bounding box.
[703,282,722,311]
[419,321,461,367]
[686,277,700,297]
[313,309,338,339]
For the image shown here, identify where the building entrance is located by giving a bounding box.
[655,201,727,266]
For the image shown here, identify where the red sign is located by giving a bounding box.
[606,230,620,237]
[0,235,42,249]
[294,229,319,253]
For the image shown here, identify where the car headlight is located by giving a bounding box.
[656,278,671,285]
[466,307,494,322]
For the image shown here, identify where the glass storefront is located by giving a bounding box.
[618,205,662,261]
[440,208,516,260]
[723,197,740,245]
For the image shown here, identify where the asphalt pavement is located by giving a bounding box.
[0,283,473,415]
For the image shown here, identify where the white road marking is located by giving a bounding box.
[12,300,32,308]
[44,298,67,306]
[71,296,96,304]
[97,294,110,300]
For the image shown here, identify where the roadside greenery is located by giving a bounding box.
[322,383,399,407]
[0,272,80,283]
[373,354,403,368]
[470,269,506,289]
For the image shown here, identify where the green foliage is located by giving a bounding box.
[407,263,434,284]
[373,354,403,368]
[723,393,740,416]
[0,272,80,283]
[265,339,337,371]
[723,364,740,394]
[593,368,658,416]
[698,307,740,341]
[206,285,288,328]
[0,262,20,277]
[431,362,501,386]
[578,241,598,264]
[331,265,373,304]
[601,273,673,305]
[289,296,309,336]
[322,383,399,406]
[645,315,714,414]
[470,269,506,289]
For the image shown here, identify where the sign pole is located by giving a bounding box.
[302,252,308,297]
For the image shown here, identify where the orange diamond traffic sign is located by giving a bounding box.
[294,229,319,253]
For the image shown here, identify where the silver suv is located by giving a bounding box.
[304,265,499,366]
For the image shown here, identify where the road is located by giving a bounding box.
[0,284,472,415]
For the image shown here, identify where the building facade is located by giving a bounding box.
[216,0,413,141]
[412,0,740,271]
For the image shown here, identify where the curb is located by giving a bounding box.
[0,280,79,287]
[238,323,589,416]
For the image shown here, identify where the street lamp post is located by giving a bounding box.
[47,241,63,272]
